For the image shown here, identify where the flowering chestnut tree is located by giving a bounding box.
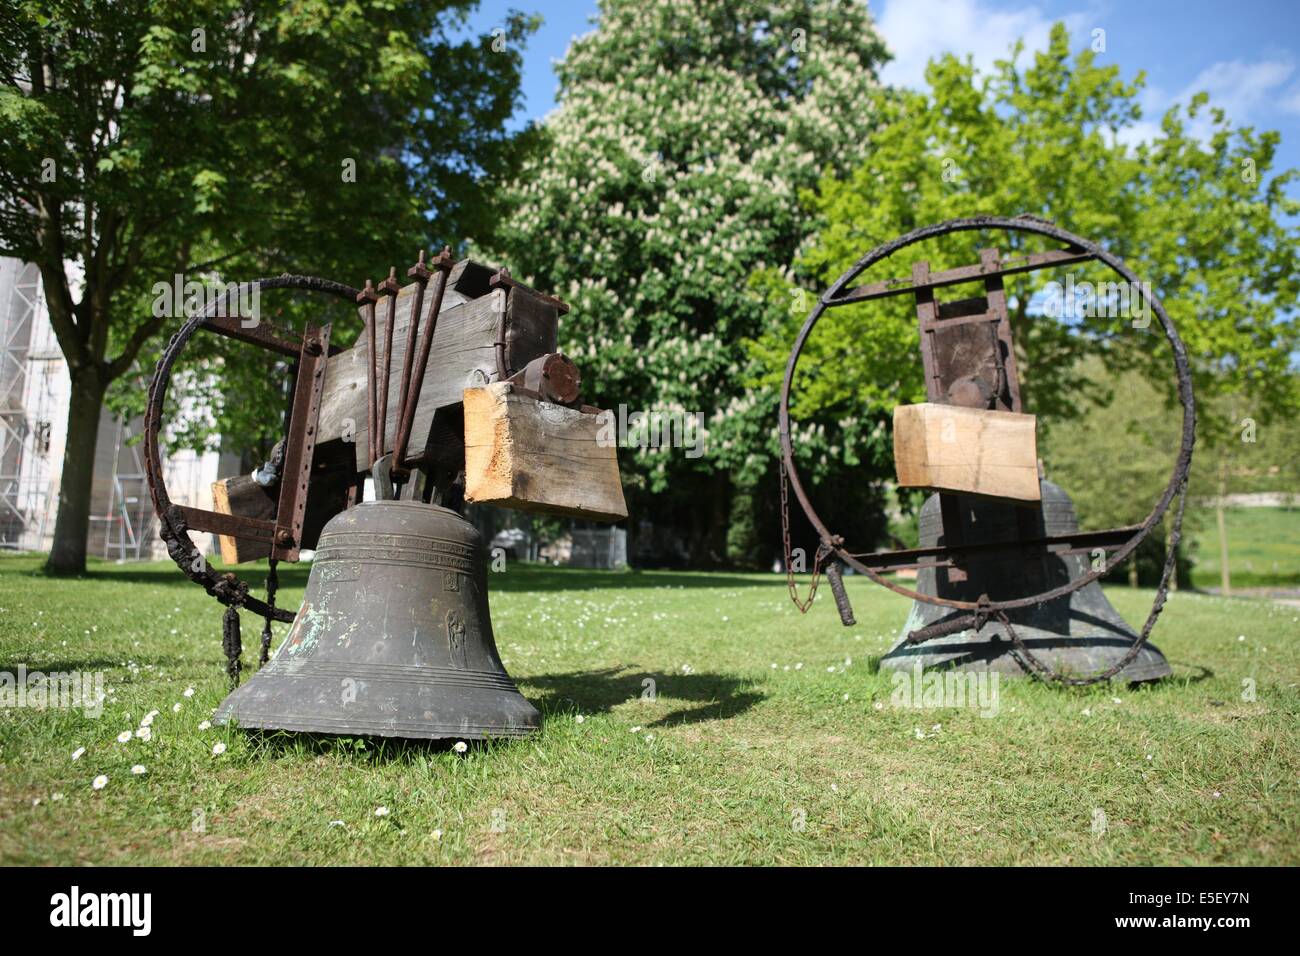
[489,0,889,564]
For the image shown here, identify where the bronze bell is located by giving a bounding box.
[215,500,540,740]
[879,480,1172,682]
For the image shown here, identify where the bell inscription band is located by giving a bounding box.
[215,500,541,740]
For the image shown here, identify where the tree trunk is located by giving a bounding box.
[44,369,107,575]
[1216,499,1230,597]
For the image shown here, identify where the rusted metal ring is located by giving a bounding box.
[144,274,359,622]
[778,216,1196,614]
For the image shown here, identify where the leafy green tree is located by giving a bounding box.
[1038,359,1197,587]
[0,0,534,573]
[751,24,1299,559]
[487,0,889,565]
[1187,389,1300,594]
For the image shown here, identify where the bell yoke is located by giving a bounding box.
[144,248,625,741]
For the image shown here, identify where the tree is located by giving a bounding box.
[486,0,889,565]
[0,0,535,572]
[1038,359,1197,588]
[749,24,1299,555]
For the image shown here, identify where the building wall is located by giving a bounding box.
[0,256,223,560]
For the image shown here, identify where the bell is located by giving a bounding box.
[879,480,1172,682]
[215,500,540,740]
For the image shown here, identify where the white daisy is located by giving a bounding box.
[71,747,85,761]
[198,720,211,730]
[92,775,108,790]
[183,687,195,698]
[453,741,468,753]
[212,742,227,756]
[172,703,182,713]
[374,806,390,817]
[116,731,132,744]
[131,765,147,775]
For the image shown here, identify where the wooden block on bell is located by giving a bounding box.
[463,383,628,521]
[210,475,276,563]
[893,402,1040,502]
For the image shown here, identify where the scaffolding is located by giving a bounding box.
[0,257,59,551]
[0,254,251,560]
[89,417,153,560]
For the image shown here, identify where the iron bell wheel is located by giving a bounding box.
[777,216,1196,685]
[216,500,541,741]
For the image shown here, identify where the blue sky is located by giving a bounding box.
[458,0,1300,185]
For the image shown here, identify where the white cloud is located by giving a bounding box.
[1174,58,1295,121]
[875,0,1091,89]
[1122,58,1296,145]
[1283,85,1300,116]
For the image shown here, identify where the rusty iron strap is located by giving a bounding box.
[356,280,380,468]
[375,267,401,458]
[392,247,454,475]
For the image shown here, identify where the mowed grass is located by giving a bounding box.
[0,552,1297,866]
[1189,505,1300,591]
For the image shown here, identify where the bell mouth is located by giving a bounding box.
[215,658,541,741]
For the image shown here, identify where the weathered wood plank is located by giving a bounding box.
[893,402,1040,501]
[317,287,507,470]
[210,475,276,563]
[463,383,628,521]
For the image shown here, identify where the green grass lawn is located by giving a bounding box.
[1,552,1297,865]
[1189,505,1300,591]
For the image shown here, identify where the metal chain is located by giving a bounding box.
[259,558,279,666]
[995,477,1190,685]
[221,578,249,689]
[780,457,827,613]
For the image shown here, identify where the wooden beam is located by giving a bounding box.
[463,383,628,522]
[893,402,1040,501]
[210,476,276,563]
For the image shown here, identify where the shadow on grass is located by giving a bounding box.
[520,666,765,727]
[219,666,765,763]
[15,562,778,594]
